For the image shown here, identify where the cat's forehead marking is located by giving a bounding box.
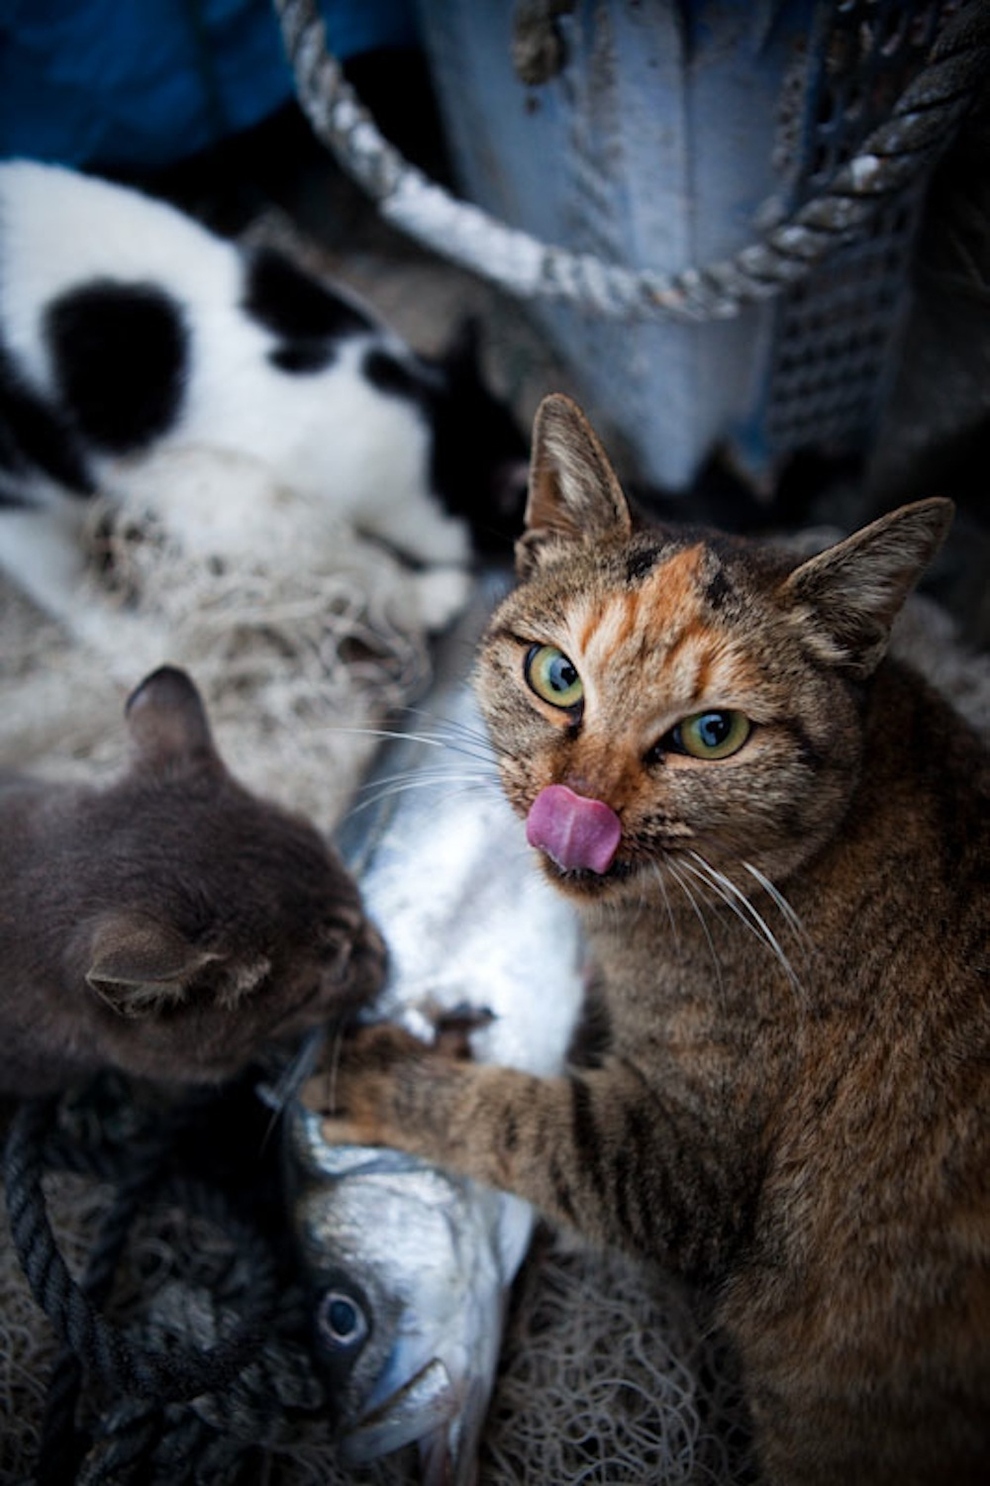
[577,589,637,655]
[574,543,701,651]
[624,545,664,584]
[572,545,700,659]
[652,542,708,610]
[703,565,733,611]
[565,542,758,720]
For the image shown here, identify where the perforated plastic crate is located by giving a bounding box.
[414,0,964,491]
[278,0,985,495]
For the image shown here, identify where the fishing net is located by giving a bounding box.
[3,542,989,1484]
[0,481,434,836]
[259,1231,755,1485]
[0,1080,753,1486]
[2,192,989,1486]
[0,489,758,1482]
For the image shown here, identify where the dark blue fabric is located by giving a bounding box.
[0,0,418,169]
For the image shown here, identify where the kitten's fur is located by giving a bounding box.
[307,396,990,1484]
[0,666,385,1097]
[0,159,526,641]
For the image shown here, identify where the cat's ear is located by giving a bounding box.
[84,910,221,1017]
[125,666,222,774]
[517,394,632,575]
[780,498,954,678]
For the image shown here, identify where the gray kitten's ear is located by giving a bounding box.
[125,666,221,772]
[85,911,221,1017]
[517,394,632,576]
[780,498,954,678]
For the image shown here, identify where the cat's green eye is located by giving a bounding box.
[672,710,751,760]
[525,644,584,711]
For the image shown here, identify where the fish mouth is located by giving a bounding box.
[340,1356,484,1486]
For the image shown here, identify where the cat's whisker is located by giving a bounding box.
[259,1050,309,1150]
[328,1021,349,1119]
[347,771,500,817]
[303,1020,347,1126]
[429,740,501,771]
[384,702,497,744]
[741,861,801,934]
[683,852,805,999]
[398,706,496,755]
[322,724,465,751]
[651,862,681,950]
[358,763,497,795]
[677,854,750,934]
[635,872,652,924]
[681,861,778,981]
[666,859,724,998]
[742,862,813,951]
[257,1046,310,1148]
[416,728,497,770]
[689,855,783,951]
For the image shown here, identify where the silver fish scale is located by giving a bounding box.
[285,580,586,1482]
[355,688,585,1075]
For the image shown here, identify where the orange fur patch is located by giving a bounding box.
[563,545,760,737]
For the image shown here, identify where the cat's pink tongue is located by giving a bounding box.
[526,785,622,874]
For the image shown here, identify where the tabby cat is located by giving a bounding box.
[306,394,990,1484]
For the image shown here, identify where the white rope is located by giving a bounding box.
[275,0,990,322]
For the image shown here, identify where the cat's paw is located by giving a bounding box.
[300,1022,432,1147]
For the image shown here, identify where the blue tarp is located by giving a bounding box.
[0,0,418,169]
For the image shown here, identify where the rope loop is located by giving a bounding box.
[1,1076,331,1484]
[274,0,990,322]
[3,1095,273,1405]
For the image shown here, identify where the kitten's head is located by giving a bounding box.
[67,667,385,1083]
[476,394,953,904]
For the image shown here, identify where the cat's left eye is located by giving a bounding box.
[670,709,751,760]
[524,644,584,711]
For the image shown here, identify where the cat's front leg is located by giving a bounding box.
[301,1023,744,1277]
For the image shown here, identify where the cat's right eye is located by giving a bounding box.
[670,709,751,760]
[524,644,584,711]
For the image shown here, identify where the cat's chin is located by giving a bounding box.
[537,854,638,901]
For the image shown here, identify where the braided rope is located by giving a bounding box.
[3,1081,332,1483]
[36,1162,160,1486]
[75,1400,164,1486]
[274,0,990,322]
[3,1097,275,1407]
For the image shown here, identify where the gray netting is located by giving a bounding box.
[3,573,988,1484]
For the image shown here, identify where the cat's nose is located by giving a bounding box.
[526,785,621,874]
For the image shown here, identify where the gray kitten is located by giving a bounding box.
[0,666,384,1096]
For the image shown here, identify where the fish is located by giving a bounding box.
[280,579,586,1483]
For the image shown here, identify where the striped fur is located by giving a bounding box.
[308,395,989,1485]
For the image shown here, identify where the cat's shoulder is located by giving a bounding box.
[872,655,990,805]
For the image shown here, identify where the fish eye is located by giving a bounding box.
[525,644,584,711]
[317,1287,370,1352]
[668,709,751,760]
